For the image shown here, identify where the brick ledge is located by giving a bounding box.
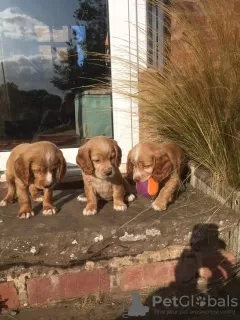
[0,248,236,310]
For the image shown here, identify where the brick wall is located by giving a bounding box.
[139,0,240,142]
[0,249,236,309]
[171,0,240,62]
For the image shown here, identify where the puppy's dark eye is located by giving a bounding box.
[93,159,100,163]
[144,165,151,169]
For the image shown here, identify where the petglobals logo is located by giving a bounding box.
[122,292,149,318]
[152,295,238,309]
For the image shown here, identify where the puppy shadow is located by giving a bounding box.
[96,195,137,214]
[0,295,8,313]
[78,178,137,214]
[98,199,109,212]
[33,190,80,216]
[113,223,238,320]
[181,160,191,188]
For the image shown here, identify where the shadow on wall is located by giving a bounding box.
[115,223,240,319]
[0,295,8,313]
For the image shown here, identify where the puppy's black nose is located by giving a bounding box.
[134,176,141,182]
[105,169,113,176]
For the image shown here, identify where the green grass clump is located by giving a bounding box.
[121,0,240,189]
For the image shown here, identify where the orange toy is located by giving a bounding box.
[136,177,159,198]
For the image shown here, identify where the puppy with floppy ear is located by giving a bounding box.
[127,141,186,211]
[0,141,67,219]
[76,136,135,216]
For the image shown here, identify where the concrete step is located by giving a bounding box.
[0,185,239,311]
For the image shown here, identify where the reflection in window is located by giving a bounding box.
[0,0,112,150]
[71,25,86,67]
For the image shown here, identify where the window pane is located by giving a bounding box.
[0,0,112,150]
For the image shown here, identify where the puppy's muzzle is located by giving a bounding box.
[44,182,53,189]
[134,178,142,183]
[133,174,141,182]
[105,168,113,177]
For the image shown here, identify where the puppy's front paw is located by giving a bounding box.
[114,203,127,212]
[83,206,97,216]
[152,200,167,211]
[18,211,35,219]
[33,195,43,202]
[43,206,57,216]
[0,200,7,207]
[127,194,136,202]
[77,194,87,202]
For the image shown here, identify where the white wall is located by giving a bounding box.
[108,0,147,165]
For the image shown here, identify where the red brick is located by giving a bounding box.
[120,258,197,292]
[221,250,236,265]
[171,39,184,52]
[174,257,198,283]
[0,282,19,310]
[199,266,229,281]
[177,1,200,13]
[199,251,236,281]
[199,267,212,280]
[234,0,240,13]
[27,269,110,306]
[120,252,235,292]
[120,265,144,292]
[194,14,206,25]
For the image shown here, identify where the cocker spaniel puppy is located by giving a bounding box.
[76,136,135,216]
[127,142,186,211]
[0,141,67,219]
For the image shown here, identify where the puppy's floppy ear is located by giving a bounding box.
[56,150,67,181]
[14,155,30,185]
[152,154,173,182]
[76,145,93,175]
[111,139,122,167]
[126,150,134,178]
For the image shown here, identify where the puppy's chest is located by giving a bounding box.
[91,177,113,200]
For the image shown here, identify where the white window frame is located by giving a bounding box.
[0,0,147,181]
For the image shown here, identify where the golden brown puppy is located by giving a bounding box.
[0,141,67,219]
[127,142,186,211]
[76,136,135,216]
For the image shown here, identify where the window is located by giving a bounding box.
[147,0,164,69]
[0,0,112,150]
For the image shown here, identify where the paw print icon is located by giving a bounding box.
[195,296,206,307]
[128,292,149,317]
